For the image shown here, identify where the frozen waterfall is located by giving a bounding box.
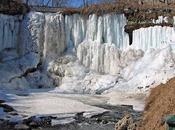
[0,14,20,52]
[0,12,175,92]
[132,26,175,51]
[65,13,129,50]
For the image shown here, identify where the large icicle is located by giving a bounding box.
[77,41,143,75]
[132,26,175,51]
[64,13,129,51]
[77,41,121,74]
[0,14,20,52]
[85,14,129,49]
[43,13,66,64]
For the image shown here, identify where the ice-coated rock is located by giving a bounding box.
[21,12,67,66]
[26,71,54,88]
[0,14,20,52]
[0,52,40,90]
[58,73,119,94]
[20,12,45,56]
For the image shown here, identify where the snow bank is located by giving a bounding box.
[55,43,175,94]
[114,44,175,93]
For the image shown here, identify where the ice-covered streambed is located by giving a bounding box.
[0,89,143,130]
[5,89,144,115]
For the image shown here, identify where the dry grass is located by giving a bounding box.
[62,0,175,16]
[139,78,175,130]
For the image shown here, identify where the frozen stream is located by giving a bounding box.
[0,89,144,130]
[4,89,145,117]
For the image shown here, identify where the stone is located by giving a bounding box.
[14,124,30,130]
[31,128,42,130]
[115,114,137,130]
[9,111,19,116]
[0,104,14,112]
[0,99,5,103]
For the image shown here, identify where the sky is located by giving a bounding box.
[70,0,101,7]
[70,0,83,7]
[43,0,99,7]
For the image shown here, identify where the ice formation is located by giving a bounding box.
[0,11,175,95]
[77,42,121,74]
[132,26,175,51]
[0,14,20,52]
[65,13,129,50]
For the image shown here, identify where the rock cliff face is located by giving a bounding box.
[0,11,175,94]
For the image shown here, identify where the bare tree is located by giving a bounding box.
[83,0,88,7]
[13,0,23,3]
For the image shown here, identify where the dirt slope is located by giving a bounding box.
[139,77,175,130]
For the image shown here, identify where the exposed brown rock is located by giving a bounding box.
[115,114,138,130]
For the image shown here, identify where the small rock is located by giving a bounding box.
[9,111,18,116]
[0,99,5,104]
[101,120,108,124]
[0,104,14,112]
[32,127,42,130]
[29,121,38,128]
[15,124,30,130]
[115,114,137,130]
[0,120,4,125]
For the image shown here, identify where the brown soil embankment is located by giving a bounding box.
[139,78,175,130]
